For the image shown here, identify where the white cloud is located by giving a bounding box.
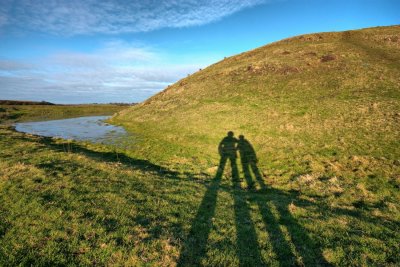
[1,0,267,35]
[0,41,215,103]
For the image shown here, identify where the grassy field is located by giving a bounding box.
[1,26,400,266]
[0,104,128,124]
[1,126,399,266]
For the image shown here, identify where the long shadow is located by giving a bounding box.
[33,133,397,231]
[238,135,300,265]
[242,143,332,266]
[231,178,265,266]
[178,149,264,266]
[178,131,262,266]
[32,135,180,178]
[256,185,331,265]
[177,175,221,266]
[179,133,333,266]
[11,129,396,265]
[239,135,331,266]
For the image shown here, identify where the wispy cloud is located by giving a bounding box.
[1,0,267,35]
[0,41,215,103]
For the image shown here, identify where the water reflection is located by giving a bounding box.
[15,116,129,145]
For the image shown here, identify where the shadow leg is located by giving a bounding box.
[252,162,267,191]
[230,156,239,181]
[274,201,332,266]
[250,162,263,183]
[255,171,331,266]
[232,179,264,266]
[255,196,298,265]
[177,176,221,266]
[216,156,227,179]
[242,161,254,189]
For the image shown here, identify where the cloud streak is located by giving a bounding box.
[0,0,266,35]
[1,0,267,35]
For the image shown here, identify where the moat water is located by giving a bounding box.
[15,116,128,145]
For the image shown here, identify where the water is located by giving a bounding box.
[14,116,129,145]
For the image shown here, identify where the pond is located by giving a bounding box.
[14,116,129,146]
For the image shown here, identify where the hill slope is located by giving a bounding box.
[113,26,399,174]
[1,26,399,266]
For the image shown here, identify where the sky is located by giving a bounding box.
[0,0,399,104]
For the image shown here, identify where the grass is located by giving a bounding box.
[0,104,127,124]
[111,25,400,183]
[1,127,399,266]
[1,25,400,265]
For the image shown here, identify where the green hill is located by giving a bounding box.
[1,26,399,266]
[113,25,399,178]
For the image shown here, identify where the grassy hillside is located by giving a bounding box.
[113,25,400,179]
[110,26,400,265]
[1,26,399,265]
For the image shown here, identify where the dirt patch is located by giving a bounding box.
[298,34,324,42]
[384,36,399,42]
[320,54,336,62]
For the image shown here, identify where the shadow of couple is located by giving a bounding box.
[216,131,262,188]
[177,131,333,266]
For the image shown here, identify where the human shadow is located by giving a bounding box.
[177,175,221,266]
[253,180,331,265]
[178,134,263,266]
[237,135,263,189]
[179,133,332,266]
[231,175,265,266]
[239,136,331,266]
[215,131,239,180]
[178,163,265,266]
[7,129,397,265]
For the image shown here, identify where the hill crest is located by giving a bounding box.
[113,25,400,172]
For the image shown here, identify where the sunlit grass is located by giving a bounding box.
[1,125,399,265]
[1,26,400,265]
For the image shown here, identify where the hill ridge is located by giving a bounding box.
[113,25,399,176]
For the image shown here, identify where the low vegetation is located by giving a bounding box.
[0,104,128,124]
[0,100,55,105]
[1,126,399,265]
[1,26,399,265]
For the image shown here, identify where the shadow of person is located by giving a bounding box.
[177,133,332,266]
[215,131,239,180]
[237,135,263,189]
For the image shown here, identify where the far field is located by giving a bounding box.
[0,103,128,124]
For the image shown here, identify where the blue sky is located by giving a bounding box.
[0,0,399,104]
